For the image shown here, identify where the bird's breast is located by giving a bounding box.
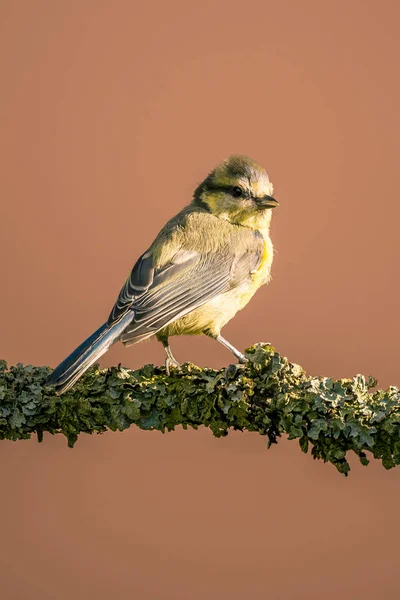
[250,231,274,288]
[159,228,274,338]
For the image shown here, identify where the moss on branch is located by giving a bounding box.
[1,344,399,475]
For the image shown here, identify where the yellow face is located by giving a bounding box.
[194,155,278,230]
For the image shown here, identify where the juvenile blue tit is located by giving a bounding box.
[47,155,278,394]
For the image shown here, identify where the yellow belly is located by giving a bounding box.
[160,232,273,338]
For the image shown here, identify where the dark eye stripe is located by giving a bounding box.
[207,184,249,198]
[206,184,233,193]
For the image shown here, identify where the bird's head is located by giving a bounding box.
[193,155,278,230]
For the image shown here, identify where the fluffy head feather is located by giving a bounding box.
[193,155,277,230]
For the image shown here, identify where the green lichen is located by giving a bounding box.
[1,344,399,476]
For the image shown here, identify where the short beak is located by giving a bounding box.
[256,195,279,209]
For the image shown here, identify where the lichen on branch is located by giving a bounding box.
[1,344,399,475]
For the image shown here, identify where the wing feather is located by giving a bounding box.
[107,213,264,344]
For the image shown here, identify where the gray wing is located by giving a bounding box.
[108,230,264,342]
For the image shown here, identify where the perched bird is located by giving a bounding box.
[47,155,278,394]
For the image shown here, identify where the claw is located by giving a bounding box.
[225,362,247,381]
[165,357,181,376]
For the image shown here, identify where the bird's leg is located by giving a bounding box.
[204,333,248,380]
[215,334,247,364]
[203,329,248,365]
[160,338,181,376]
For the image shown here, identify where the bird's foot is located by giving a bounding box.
[237,352,247,364]
[165,357,181,376]
[225,360,247,381]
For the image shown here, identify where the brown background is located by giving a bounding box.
[1,1,400,598]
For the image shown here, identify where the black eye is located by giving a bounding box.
[231,186,243,198]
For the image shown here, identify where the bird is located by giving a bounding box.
[47,154,278,395]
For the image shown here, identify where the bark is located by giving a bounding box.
[1,344,399,475]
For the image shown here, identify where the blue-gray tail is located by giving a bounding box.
[46,313,134,395]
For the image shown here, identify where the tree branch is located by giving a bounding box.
[1,344,399,475]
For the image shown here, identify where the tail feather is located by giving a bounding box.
[47,313,134,395]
